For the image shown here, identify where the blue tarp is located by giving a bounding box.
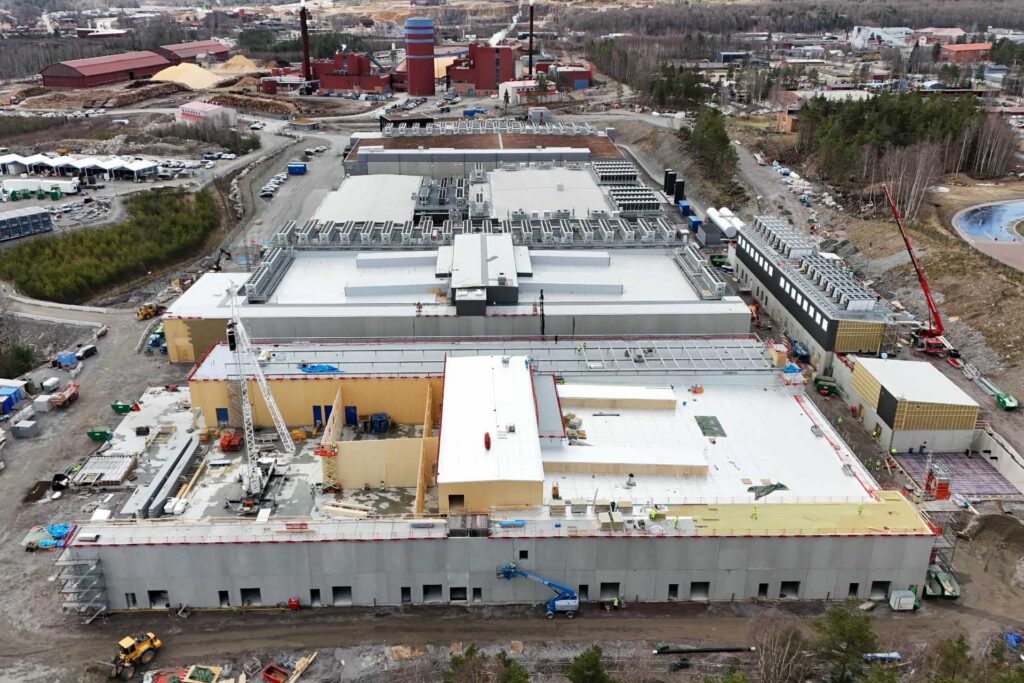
[46,524,71,540]
[782,363,802,374]
[298,364,340,374]
[1005,632,1022,649]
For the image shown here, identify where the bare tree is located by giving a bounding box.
[755,618,810,683]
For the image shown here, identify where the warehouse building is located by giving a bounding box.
[734,216,913,369]
[40,51,171,88]
[56,336,936,617]
[843,357,980,452]
[175,101,237,127]
[153,40,230,65]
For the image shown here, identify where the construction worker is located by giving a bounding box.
[874,458,882,472]
[836,415,844,426]
[612,596,620,610]
[751,506,759,520]
[858,503,864,516]
[890,447,897,457]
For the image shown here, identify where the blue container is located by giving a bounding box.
[677,200,690,216]
[344,406,358,426]
[687,215,703,232]
[58,351,77,367]
[573,79,589,90]
[287,163,307,175]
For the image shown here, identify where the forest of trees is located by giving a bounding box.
[795,93,1016,218]
[556,0,1024,39]
[236,30,369,61]
[0,189,219,303]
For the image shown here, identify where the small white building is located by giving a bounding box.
[498,79,560,106]
[175,101,237,127]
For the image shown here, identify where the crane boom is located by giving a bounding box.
[882,184,943,338]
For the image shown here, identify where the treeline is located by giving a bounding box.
[237,30,369,61]
[150,122,260,155]
[0,189,219,303]
[796,93,1016,218]
[555,0,1024,38]
[0,115,68,138]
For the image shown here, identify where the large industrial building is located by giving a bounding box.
[39,41,230,88]
[162,147,747,363]
[57,336,936,616]
[734,215,913,369]
[446,43,517,96]
[50,120,945,621]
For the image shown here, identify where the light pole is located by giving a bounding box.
[528,0,535,79]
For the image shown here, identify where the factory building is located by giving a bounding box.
[56,336,936,616]
[446,43,516,96]
[843,357,980,452]
[344,120,621,177]
[547,63,594,90]
[404,17,436,96]
[734,216,912,369]
[153,40,230,65]
[313,52,392,94]
[0,206,53,242]
[162,229,749,362]
[40,51,172,88]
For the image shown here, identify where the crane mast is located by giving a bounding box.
[882,184,944,338]
[228,289,295,502]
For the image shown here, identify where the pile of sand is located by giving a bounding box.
[217,54,260,74]
[152,63,223,90]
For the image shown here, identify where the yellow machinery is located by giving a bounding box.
[135,303,166,320]
[110,632,161,679]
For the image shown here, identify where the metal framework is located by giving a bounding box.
[55,552,107,623]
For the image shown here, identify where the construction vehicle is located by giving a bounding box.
[883,185,955,356]
[496,562,579,619]
[219,430,243,452]
[135,302,166,320]
[227,289,295,513]
[996,392,1019,411]
[109,632,161,679]
[50,382,79,409]
[209,247,232,272]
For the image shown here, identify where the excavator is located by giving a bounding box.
[135,302,166,320]
[209,247,232,272]
[109,632,161,679]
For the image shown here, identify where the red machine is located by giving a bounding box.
[924,461,951,500]
[219,430,243,452]
[883,185,947,355]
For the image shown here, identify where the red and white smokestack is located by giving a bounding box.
[528,0,535,79]
[299,0,312,82]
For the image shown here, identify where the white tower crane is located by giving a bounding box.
[227,289,295,505]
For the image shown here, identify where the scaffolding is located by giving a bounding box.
[55,551,108,623]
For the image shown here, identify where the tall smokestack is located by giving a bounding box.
[299,0,312,81]
[528,0,535,78]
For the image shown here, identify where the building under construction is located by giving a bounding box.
[56,335,936,617]
[52,121,941,620]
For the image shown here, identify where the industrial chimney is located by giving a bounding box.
[299,0,312,82]
[528,0,535,78]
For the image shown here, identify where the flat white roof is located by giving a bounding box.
[437,355,545,485]
[166,248,715,319]
[486,167,610,219]
[546,383,877,504]
[855,357,979,407]
[311,174,422,223]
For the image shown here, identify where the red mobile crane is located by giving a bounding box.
[882,185,951,356]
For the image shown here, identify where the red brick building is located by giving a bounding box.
[313,52,391,93]
[940,42,992,64]
[153,40,230,64]
[40,52,171,88]
[446,43,516,96]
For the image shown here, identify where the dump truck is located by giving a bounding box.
[50,382,79,409]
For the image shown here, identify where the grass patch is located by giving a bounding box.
[0,189,219,304]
